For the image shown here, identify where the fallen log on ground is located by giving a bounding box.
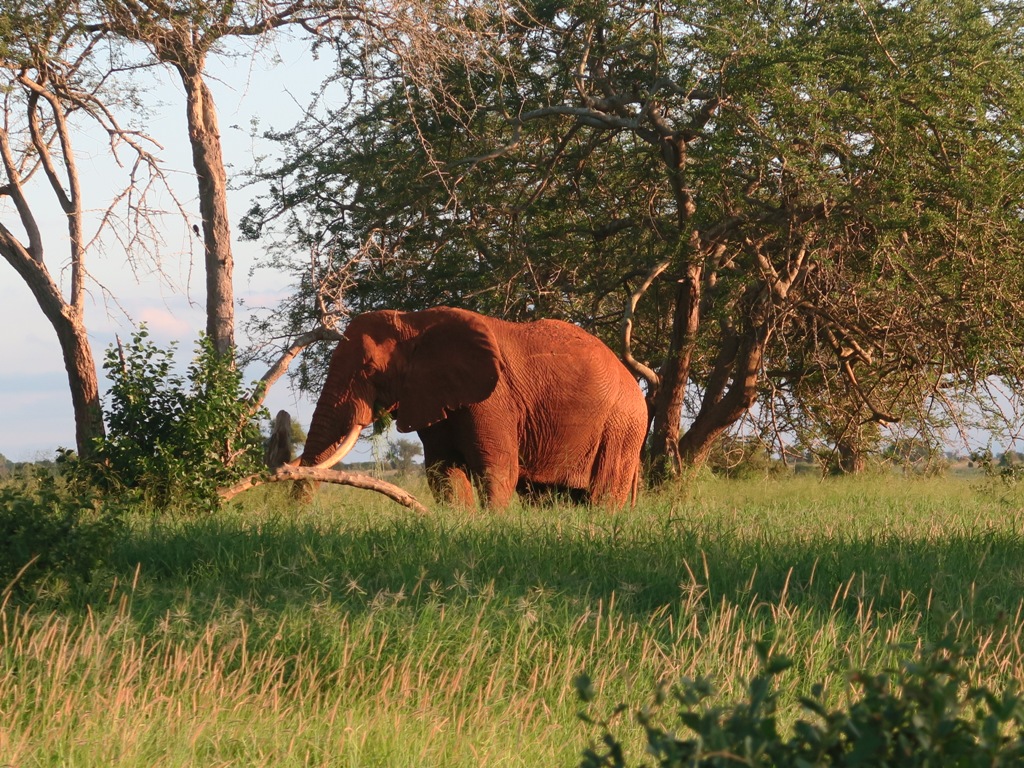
[219,465,429,514]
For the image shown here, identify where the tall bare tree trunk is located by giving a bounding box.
[0,74,108,459]
[678,324,766,467]
[180,66,235,356]
[0,233,104,457]
[94,3,365,363]
[53,308,105,456]
[648,262,702,481]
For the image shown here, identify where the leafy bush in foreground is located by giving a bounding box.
[0,469,126,595]
[81,328,267,510]
[576,638,1024,767]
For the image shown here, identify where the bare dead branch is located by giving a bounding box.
[0,127,43,262]
[252,326,345,412]
[21,85,75,214]
[219,465,429,514]
[22,82,86,306]
[620,258,670,389]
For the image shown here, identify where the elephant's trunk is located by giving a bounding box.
[301,389,371,468]
[300,332,377,469]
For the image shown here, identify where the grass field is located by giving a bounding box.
[3,472,1024,766]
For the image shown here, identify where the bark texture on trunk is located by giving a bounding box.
[0,230,105,456]
[648,264,702,482]
[835,440,867,475]
[55,309,105,457]
[180,66,235,357]
[644,280,769,479]
[678,324,765,467]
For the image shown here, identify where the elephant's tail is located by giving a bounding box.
[629,464,641,507]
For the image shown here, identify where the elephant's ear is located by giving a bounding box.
[395,314,501,432]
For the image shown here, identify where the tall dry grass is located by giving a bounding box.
[2,473,1024,765]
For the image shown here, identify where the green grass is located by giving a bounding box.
[3,473,1024,766]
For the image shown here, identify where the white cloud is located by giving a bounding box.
[136,306,197,339]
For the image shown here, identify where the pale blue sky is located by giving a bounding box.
[0,34,384,462]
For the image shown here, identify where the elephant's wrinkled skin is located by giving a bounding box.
[299,307,647,508]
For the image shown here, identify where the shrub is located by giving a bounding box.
[0,467,126,596]
[706,435,784,479]
[82,328,267,510]
[576,638,1024,767]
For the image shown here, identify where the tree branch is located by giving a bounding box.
[620,258,670,389]
[0,126,43,262]
[260,327,344,390]
[219,465,429,514]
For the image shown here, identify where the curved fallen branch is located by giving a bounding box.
[219,465,429,514]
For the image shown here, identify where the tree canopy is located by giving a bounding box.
[1,0,486,461]
[246,0,1024,475]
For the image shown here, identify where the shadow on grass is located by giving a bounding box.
[92,486,1024,640]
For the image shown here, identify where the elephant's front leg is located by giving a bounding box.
[478,462,518,509]
[463,405,520,509]
[419,424,477,509]
[425,462,476,509]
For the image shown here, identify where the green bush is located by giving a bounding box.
[0,468,126,595]
[82,328,267,510]
[706,435,785,479]
[576,638,1024,767]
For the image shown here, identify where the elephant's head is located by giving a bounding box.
[298,308,502,468]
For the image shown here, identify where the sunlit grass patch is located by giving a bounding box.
[2,474,1024,765]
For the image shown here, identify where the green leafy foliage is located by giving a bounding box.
[577,639,1024,767]
[246,0,1024,470]
[81,328,267,510]
[0,467,126,595]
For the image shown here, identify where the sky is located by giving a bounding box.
[0,33,385,464]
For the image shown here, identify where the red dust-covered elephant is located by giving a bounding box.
[297,307,648,508]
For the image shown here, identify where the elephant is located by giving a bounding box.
[297,307,648,508]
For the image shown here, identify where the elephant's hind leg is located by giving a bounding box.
[589,432,643,509]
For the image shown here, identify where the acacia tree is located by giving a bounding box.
[491,0,1024,477]
[247,0,1024,479]
[84,0,359,357]
[0,1,172,456]
[89,0,505,362]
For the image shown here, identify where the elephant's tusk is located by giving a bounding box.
[313,424,363,469]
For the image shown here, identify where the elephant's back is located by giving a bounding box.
[496,317,619,360]
[490,316,645,422]
[510,318,642,389]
